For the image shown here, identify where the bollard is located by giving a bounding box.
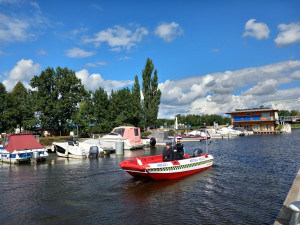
[115,139,124,155]
[289,201,300,225]
[228,132,232,139]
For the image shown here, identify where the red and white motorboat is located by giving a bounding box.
[120,152,213,181]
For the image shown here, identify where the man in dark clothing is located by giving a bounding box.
[162,143,173,162]
[175,138,184,159]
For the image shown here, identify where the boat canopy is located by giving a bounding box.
[3,133,45,153]
[112,126,141,143]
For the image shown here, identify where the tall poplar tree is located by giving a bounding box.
[131,75,142,127]
[142,58,162,128]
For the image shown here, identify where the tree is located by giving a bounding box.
[131,75,142,127]
[0,83,9,132]
[108,88,133,127]
[6,82,34,132]
[30,67,87,134]
[93,87,111,133]
[142,58,162,128]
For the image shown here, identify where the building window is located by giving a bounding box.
[234,116,242,121]
[263,124,271,130]
[261,113,270,120]
[253,124,261,130]
[252,114,261,120]
[243,115,251,121]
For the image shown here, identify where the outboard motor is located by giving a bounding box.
[150,137,156,147]
[192,148,203,157]
[89,146,99,158]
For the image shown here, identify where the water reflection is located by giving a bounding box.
[0,130,299,224]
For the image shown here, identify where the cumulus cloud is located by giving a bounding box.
[0,2,47,44]
[275,22,300,47]
[158,60,300,118]
[155,22,183,42]
[0,13,30,42]
[75,69,134,92]
[65,47,95,58]
[291,70,300,79]
[83,25,148,51]
[2,59,41,92]
[242,19,270,40]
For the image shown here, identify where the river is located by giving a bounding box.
[0,129,299,225]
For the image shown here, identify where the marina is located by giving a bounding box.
[0,129,299,224]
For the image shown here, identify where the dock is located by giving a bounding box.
[274,169,300,225]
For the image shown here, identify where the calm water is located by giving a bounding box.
[0,130,299,225]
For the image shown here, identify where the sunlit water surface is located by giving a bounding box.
[0,129,299,225]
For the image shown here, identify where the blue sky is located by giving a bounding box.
[1,0,300,118]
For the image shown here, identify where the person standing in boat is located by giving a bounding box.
[175,138,184,159]
[162,143,173,161]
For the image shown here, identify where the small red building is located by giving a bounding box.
[226,108,279,132]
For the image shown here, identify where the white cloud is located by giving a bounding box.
[0,2,47,44]
[2,59,41,92]
[242,19,270,40]
[241,79,278,96]
[158,60,300,118]
[0,13,30,42]
[65,47,95,58]
[37,49,47,55]
[155,22,183,42]
[83,25,148,51]
[291,70,300,79]
[86,61,108,67]
[75,69,134,92]
[275,22,300,47]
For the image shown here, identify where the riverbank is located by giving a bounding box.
[274,169,300,225]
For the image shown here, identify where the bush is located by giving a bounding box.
[141,131,152,137]
[39,136,72,146]
[168,130,175,136]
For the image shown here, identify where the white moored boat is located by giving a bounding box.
[52,138,105,158]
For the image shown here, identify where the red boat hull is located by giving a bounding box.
[120,154,213,181]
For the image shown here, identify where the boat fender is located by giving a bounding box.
[150,137,156,147]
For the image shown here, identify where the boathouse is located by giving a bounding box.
[226,108,280,133]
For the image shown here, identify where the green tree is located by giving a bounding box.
[108,88,133,127]
[30,67,87,134]
[0,83,9,132]
[93,87,111,133]
[6,82,34,132]
[278,110,290,116]
[131,75,142,127]
[142,58,162,128]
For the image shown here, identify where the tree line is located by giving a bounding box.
[0,58,161,136]
[155,114,231,128]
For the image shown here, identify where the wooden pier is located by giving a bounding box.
[254,130,282,134]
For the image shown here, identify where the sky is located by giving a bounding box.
[1,0,300,119]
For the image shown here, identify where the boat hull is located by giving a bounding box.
[120,154,213,181]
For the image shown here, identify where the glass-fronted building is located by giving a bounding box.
[226,108,279,132]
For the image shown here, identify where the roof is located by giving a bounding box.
[3,133,45,153]
[226,108,279,114]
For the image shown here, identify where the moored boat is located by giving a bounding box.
[100,126,145,150]
[0,133,48,164]
[120,151,213,181]
[52,138,105,159]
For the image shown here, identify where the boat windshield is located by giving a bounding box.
[113,128,125,137]
[3,136,9,147]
